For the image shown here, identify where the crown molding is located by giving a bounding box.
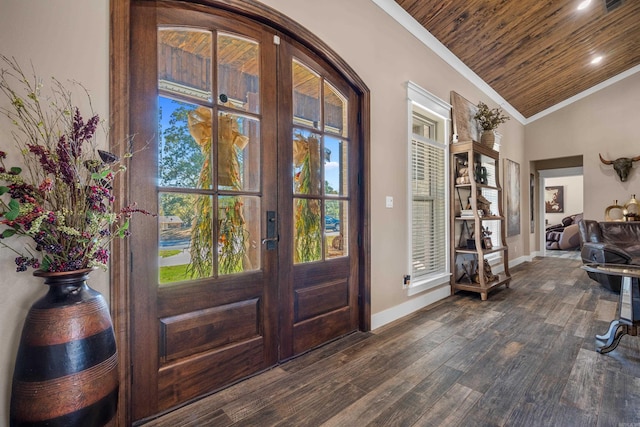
[370,0,640,125]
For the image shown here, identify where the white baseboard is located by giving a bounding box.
[531,250,543,259]
[371,284,451,330]
[507,254,531,269]
[370,254,535,331]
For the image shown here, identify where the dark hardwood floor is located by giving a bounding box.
[141,257,640,426]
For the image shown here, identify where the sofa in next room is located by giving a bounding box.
[545,213,582,250]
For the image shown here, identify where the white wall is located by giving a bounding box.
[544,175,584,226]
[0,0,109,421]
[526,72,640,221]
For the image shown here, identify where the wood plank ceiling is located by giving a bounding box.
[395,0,640,118]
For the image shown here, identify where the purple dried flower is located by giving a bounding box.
[95,248,109,264]
[44,243,63,254]
[27,144,57,174]
[56,135,76,185]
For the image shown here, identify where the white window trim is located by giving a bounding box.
[406,82,451,295]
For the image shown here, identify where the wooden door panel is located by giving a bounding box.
[293,308,353,355]
[295,279,349,322]
[157,272,264,316]
[292,259,355,353]
[160,298,260,362]
[157,336,265,409]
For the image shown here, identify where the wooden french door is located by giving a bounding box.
[277,41,360,359]
[128,1,361,422]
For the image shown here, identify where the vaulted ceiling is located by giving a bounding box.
[394,0,640,119]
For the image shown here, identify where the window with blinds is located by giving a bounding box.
[410,113,447,281]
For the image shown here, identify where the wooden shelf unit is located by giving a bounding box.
[450,140,511,300]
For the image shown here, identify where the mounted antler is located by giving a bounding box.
[599,153,640,182]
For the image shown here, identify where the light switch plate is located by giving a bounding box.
[386,196,393,208]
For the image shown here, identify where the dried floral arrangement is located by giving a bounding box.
[473,101,510,131]
[0,55,153,272]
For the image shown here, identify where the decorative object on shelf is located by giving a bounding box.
[476,193,492,216]
[473,101,509,148]
[459,259,476,284]
[450,91,480,143]
[505,158,521,236]
[473,259,497,284]
[599,153,640,182]
[11,268,118,426]
[624,194,640,221]
[455,158,471,184]
[483,237,493,250]
[545,186,564,213]
[0,55,153,426]
[478,129,502,149]
[467,226,492,250]
[474,162,488,184]
[605,200,625,221]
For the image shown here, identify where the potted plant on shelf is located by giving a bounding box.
[473,101,510,148]
[0,55,153,426]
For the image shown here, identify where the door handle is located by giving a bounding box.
[263,211,278,250]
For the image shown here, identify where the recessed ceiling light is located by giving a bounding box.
[577,0,592,10]
[591,55,603,64]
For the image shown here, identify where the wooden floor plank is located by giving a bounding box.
[367,365,465,427]
[143,257,640,427]
[566,307,593,338]
[506,332,583,425]
[545,302,576,326]
[594,299,618,322]
[560,348,606,413]
[458,343,549,426]
[319,376,413,427]
[598,368,640,426]
[411,383,482,427]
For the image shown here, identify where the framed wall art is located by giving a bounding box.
[530,173,535,233]
[505,158,521,237]
[450,91,479,143]
[545,186,564,213]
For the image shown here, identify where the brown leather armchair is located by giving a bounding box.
[578,219,640,292]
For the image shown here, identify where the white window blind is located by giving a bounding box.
[411,133,447,279]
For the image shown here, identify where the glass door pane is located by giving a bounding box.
[291,60,349,263]
[158,28,212,101]
[218,33,260,113]
[157,28,262,283]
